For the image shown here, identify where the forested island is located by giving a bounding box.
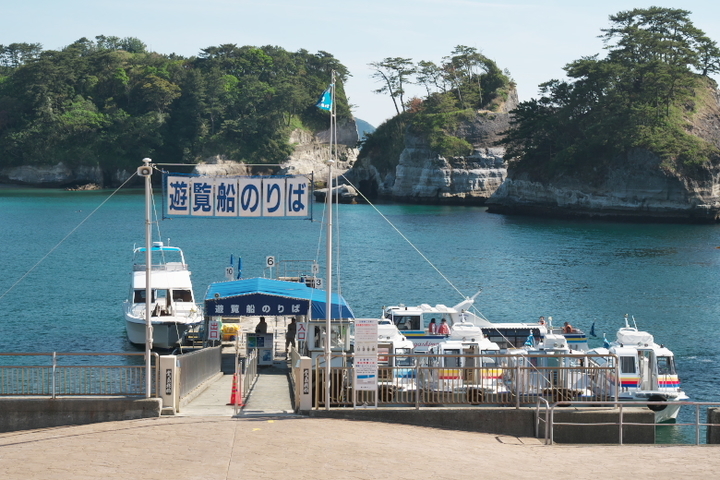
[4,7,720,222]
[0,37,352,186]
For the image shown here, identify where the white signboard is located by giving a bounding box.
[165,174,311,219]
[353,318,378,392]
[354,356,378,391]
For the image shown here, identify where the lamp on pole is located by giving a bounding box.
[137,158,154,398]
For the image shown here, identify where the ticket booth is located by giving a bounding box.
[247,333,274,365]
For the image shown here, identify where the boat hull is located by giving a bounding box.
[125,316,200,350]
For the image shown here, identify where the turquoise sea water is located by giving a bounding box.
[2,188,719,440]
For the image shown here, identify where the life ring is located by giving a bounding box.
[647,394,668,412]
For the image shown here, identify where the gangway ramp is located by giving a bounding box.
[180,361,295,417]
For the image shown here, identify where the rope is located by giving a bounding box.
[338,173,467,302]
[0,172,138,302]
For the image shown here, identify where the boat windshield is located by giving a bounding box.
[657,356,676,375]
[395,348,414,367]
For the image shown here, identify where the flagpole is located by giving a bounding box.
[325,70,336,411]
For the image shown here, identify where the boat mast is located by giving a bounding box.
[324,71,336,410]
[140,158,154,398]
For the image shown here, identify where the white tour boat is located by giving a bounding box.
[587,315,688,423]
[123,241,202,350]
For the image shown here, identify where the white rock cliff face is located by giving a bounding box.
[346,91,517,204]
[487,149,720,222]
[0,163,104,187]
[280,123,358,178]
[389,134,506,203]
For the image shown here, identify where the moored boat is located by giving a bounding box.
[587,315,688,423]
[123,242,202,350]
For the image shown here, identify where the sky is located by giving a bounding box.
[4,1,720,128]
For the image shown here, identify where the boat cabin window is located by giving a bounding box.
[620,356,636,374]
[172,289,193,302]
[133,290,146,303]
[480,351,499,368]
[443,349,462,368]
[656,356,676,375]
[393,315,420,330]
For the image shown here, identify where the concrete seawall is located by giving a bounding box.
[309,407,655,444]
[0,397,162,433]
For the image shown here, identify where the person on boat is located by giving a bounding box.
[285,317,297,353]
[563,322,574,334]
[438,318,451,335]
[538,316,545,326]
[255,317,268,334]
[428,318,437,334]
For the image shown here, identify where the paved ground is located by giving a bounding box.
[2,316,717,479]
[1,415,718,480]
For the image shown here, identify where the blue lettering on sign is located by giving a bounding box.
[240,184,260,212]
[288,181,307,213]
[168,180,189,212]
[217,182,237,214]
[266,183,281,213]
[193,182,213,212]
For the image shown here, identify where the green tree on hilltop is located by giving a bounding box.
[500,7,720,179]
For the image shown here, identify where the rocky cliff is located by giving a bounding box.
[278,119,359,178]
[0,119,360,188]
[345,91,517,204]
[487,89,720,223]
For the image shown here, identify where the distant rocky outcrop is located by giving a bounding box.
[0,163,105,189]
[346,91,516,204]
[487,89,720,223]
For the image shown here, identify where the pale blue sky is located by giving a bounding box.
[4,1,720,127]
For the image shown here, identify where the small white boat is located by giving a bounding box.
[383,293,547,352]
[123,242,202,350]
[587,315,688,423]
[503,332,594,402]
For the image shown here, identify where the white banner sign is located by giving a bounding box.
[164,174,311,219]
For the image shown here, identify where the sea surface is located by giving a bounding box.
[2,187,719,442]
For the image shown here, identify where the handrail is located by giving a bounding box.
[544,399,720,445]
[0,352,160,397]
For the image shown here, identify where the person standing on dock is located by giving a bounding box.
[285,317,297,353]
[255,317,268,334]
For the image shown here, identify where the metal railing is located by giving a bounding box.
[313,352,618,409]
[0,352,160,397]
[241,348,259,407]
[539,400,720,445]
[177,346,222,399]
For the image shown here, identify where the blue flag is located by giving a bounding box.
[316,85,333,111]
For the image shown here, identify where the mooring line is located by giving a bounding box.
[0,173,138,302]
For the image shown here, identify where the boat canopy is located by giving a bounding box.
[204,277,354,320]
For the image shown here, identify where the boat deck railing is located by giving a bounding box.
[132,263,188,272]
[537,399,720,445]
[0,352,160,397]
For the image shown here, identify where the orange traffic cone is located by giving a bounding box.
[227,373,243,406]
